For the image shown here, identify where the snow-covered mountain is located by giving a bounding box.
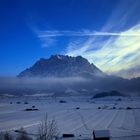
[18,55,104,77]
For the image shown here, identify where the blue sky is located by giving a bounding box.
[0,0,140,78]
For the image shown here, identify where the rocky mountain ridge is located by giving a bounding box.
[18,55,104,77]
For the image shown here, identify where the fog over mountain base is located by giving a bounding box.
[1,55,140,97]
[0,76,140,97]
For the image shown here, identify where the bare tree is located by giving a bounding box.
[0,131,13,140]
[37,114,59,140]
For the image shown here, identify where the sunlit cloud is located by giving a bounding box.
[65,0,140,79]
[66,23,140,79]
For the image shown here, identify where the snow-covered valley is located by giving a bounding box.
[0,96,140,140]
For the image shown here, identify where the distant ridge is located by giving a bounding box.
[92,90,125,99]
[18,55,104,77]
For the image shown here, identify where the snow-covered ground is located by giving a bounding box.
[0,95,140,140]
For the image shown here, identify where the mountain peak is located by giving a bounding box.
[51,54,63,59]
[18,55,103,78]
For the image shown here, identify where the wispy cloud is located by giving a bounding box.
[39,36,56,48]
[32,27,57,48]
[65,0,140,79]
[33,0,140,78]
[37,28,140,51]
[38,30,140,37]
[100,0,140,32]
[66,23,140,79]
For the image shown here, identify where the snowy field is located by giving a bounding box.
[0,95,140,140]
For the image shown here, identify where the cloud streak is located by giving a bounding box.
[38,30,140,37]
[66,23,140,79]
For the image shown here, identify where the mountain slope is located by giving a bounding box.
[18,55,104,77]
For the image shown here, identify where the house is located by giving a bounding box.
[92,130,110,140]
